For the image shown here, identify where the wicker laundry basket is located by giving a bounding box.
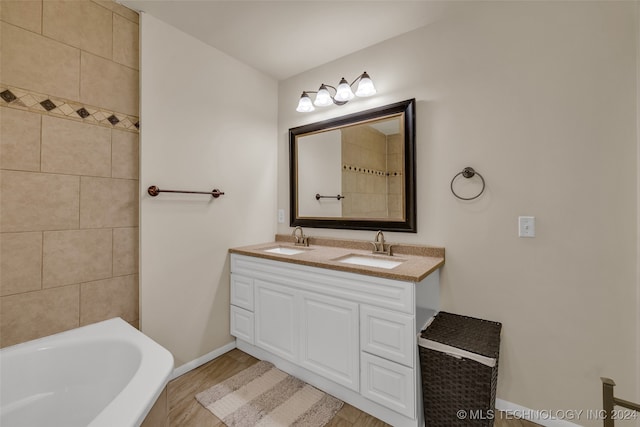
[418,311,502,427]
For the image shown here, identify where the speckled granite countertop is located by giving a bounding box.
[229,234,445,282]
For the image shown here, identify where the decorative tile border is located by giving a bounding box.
[342,163,403,177]
[0,84,139,133]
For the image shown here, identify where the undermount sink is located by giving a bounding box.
[334,254,405,270]
[263,246,308,256]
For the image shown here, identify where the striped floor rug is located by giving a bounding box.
[196,361,344,427]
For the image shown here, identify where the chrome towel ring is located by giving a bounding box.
[450,167,485,200]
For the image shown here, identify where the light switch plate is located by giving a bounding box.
[518,216,535,237]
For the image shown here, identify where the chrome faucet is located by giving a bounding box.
[292,226,309,247]
[371,230,392,255]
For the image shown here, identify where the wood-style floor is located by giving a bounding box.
[167,348,539,427]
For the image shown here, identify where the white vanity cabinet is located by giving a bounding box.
[229,253,439,427]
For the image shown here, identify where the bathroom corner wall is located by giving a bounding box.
[0,0,140,348]
[278,3,637,426]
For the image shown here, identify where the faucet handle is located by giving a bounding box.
[292,226,309,246]
[372,230,391,255]
[296,235,310,247]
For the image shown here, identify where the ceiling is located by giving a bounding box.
[120,0,448,80]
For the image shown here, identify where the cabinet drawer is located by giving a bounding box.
[231,254,414,314]
[361,352,415,419]
[230,305,254,344]
[231,274,254,311]
[361,305,415,368]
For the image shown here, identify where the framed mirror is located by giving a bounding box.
[289,99,416,232]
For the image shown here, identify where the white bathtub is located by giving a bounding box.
[0,317,174,427]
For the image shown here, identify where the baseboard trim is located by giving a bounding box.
[169,340,237,381]
[496,399,582,427]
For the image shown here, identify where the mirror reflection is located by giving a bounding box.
[290,99,416,232]
[297,115,404,220]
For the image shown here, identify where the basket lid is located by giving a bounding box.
[420,311,501,358]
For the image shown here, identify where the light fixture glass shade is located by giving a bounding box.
[314,85,333,107]
[296,92,315,112]
[355,72,376,97]
[334,78,355,102]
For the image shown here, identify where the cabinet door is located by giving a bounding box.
[254,279,299,363]
[361,352,415,419]
[361,305,414,368]
[230,305,254,344]
[300,292,359,391]
[230,274,253,311]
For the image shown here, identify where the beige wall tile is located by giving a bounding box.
[388,176,402,195]
[0,0,42,33]
[81,52,139,116]
[0,232,42,296]
[387,134,402,154]
[43,0,112,59]
[0,108,41,172]
[355,173,367,193]
[387,153,402,172]
[343,142,357,166]
[0,285,79,347]
[371,193,386,212]
[80,177,138,228]
[351,193,369,216]
[80,274,138,325]
[113,14,139,70]
[112,129,138,179]
[373,175,386,194]
[387,194,403,219]
[113,227,138,276]
[341,196,352,217]
[43,229,112,288]
[370,132,386,154]
[91,0,138,23]
[41,116,111,177]
[366,175,376,193]
[1,171,80,232]
[1,22,80,101]
[372,149,386,171]
[342,171,356,193]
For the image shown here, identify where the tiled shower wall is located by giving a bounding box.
[342,126,388,218]
[341,126,403,219]
[386,134,403,219]
[0,0,140,348]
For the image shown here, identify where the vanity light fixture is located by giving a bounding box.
[296,71,376,112]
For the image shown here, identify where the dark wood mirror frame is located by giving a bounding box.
[289,99,416,232]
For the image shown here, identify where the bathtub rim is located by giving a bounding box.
[0,317,174,427]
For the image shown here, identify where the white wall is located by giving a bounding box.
[278,2,638,425]
[140,14,277,367]
[297,131,342,217]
